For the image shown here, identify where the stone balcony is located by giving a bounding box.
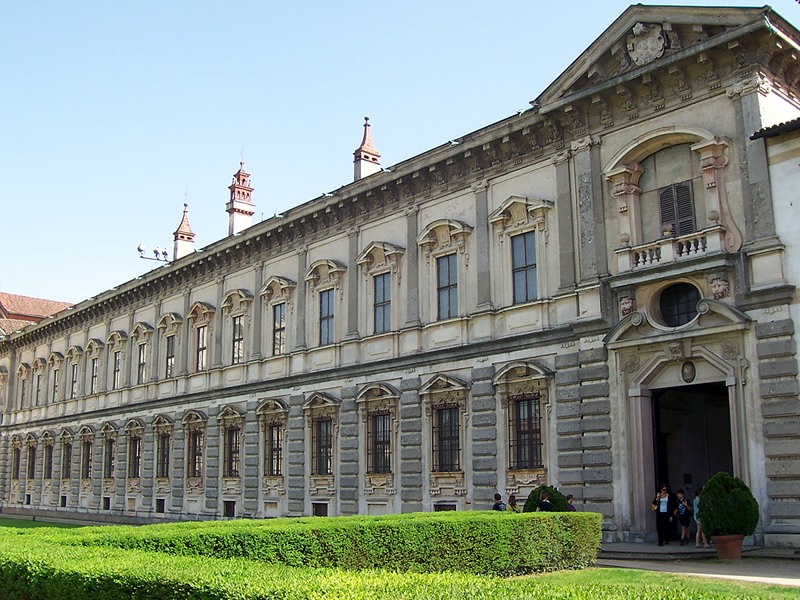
[616,225,727,273]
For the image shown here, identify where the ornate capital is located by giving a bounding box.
[726,74,771,98]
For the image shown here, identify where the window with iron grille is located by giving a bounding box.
[367,411,392,474]
[165,335,175,378]
[51,369,59,402]
[112,351,121,390]
[61,442,72,479]
[319,290,334,346]
[508,394,543,470]
[231,316,244,365]
[11,446,20,480]
[264,423,282,476]
[432,405,460,472]
[103,438,115,478]
[511,231,537,304]
[26,446,35,480]
[44,444,53,479]
[195,325,207,371]
[137,343,147,384]
[128,436,141,478]
[90,358,98,394]
[436,254,458,320]
[373,273,391,334]
[659,282,700,327]
[156,433,170,478]
[659,180,695,236]
[312,417,333,475]
[187,430,204,478]
[272,303,286,355]
[224,426,241,477]
[81,440,92,479]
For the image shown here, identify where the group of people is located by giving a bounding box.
[651,484,710,547]
[492,492,577,512]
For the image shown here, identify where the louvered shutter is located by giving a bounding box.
[659,186,676,235]
[675,181,695,235]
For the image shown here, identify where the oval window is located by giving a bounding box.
[659,283,700,327]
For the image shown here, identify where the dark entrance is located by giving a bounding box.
[652,382,733,498]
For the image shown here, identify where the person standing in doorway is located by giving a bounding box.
[652,483,677,546]
[693,487,710,548]
[675,489,693,545]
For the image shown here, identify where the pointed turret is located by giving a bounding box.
[226,162,255,236]
[173,203,195,260]
[353,117,381,181]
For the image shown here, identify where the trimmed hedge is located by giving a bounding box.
[523,485,569,512]
[67,511,601,576]
[700,471,760,537]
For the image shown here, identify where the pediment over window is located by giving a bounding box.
[100,422,118,439]
[182,410,208,426]
[218,404,244,422]
[78,425,95,440]
[157,313,183,335]
[356,382,400,404]
[188,302,215,324]
[494,361,552,406]
[417,220,472,261]
[222,289,254,314]
[257,398,289,415]
[356,242,405,277]
[65,346,84,362]
[153,415,174,433]
[41,431,54,445]
[10,435,21,448]
[419,374,470,405]
[31,358,46,374]
[106,330,128,349]
[260,276,297,304]
[58,428,74,441]
[86,339,105,357]
[305,260,346,291]
[489,196,553,235]
[131,322,154,341]
[125,419,144,434]
[493,361,552,385]
[48,352,64,368]
[302,391,341,411]
[17,363,31,379]
[24,433,37,447]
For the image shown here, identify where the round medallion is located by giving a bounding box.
[681,361,696,383]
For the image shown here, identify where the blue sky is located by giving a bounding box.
[3,1,798,303]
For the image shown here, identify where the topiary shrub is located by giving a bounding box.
[522,485,568,512]
[699,471,759,537]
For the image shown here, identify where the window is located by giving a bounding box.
[272,303,286,356]
[128,435,141,478]
[511,231,537,304]
[509,395,543,469]
[165,335,175,378]
[61,441,72,479]
[70,364,79,399]
[312,417,333,475]
[112,351,121,390]
[264,423,282,476]
[195,325,207,371]
[44,443,53,479]
[35,374,42,406]
[436,254,458,320]
[90,358,98,394]
[659,180,695,237]
[156,432,170,478]
[660,282,700,327]
[26,444,36,480]
[368,411,391,474]
[51,368,59,402]
[231,316,244,365]
[223,425,241,477]
[19,379,26,407]
[81,439,92,479]
[223,500,236,518]
[433,406,460,472]
[11,443,20,480]
[155,498,166,513]
[103,438,115,478]
[319,289,334,345]
[137,343,147,384]
[187,429,204,478]
[373,273,391,334]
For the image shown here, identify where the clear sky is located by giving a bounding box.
[3,1,798,304]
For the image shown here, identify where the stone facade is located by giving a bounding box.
[0,5,799,547]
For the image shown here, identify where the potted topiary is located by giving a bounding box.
[699,471,759,560]
[522,484,568,512]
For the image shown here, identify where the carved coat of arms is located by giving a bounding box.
[627,23,665,66]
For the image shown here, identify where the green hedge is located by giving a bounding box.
[67,511,601,576]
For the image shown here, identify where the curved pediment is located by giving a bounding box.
[305,260,346,290]
[188,302,215,323]
[302,391,340,410]
[65,346,84,361]
[493,360,552,385]
[48,352,64,367]
[257,398,289,414]
[157,313,183,334]
[419,373,469,395]
[221,289,254,313]
[489,196,553,232]
[260,276,297,304]
[182,410,208,425]
[356,382,400,403]
[131,322,154,341]
[356,242,405,272]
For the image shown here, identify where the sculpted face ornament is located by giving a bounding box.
[620,296,636,316]
[627,23,666,67]
[711,277,730,300]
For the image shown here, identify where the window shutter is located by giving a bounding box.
[675,181,695,236]
[659,186,676,235]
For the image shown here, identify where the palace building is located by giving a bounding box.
[1,5,799,546]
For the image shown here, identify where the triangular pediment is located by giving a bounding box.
[535,5,778,111]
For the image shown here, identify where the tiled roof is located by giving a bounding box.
[0,292,73,320]
[750,117,800,140]
[0,318,31,335]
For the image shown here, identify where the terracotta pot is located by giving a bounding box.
[711,534,744,560]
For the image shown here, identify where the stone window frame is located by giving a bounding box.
[260,276,296,357]
[0,367,7,412]
[42,431,55,481]
[78,426,95,490]
[10,435,21,481]
[31,359,46,407]
[153,415,174,486]
[305,260,347,348]
[157,313,183,380]
[489,196,553,308]
[125,418,144,493]
[59,428,74,482]
[257,398,288,497]
[106,330,128,391]
[219,405,245,479]
[47,352,65,404]
[183,410,207,493]
[16,363,30,409]
[221,289,254,366]
[420,373,469,497]
[493,361,552,496]
[356,383,400,496]
[187,302,215,373]
[130,322,154,386]
[24,433,37,483]
[302,392,340,496]
[417,220,473,324]
[100,421,117,481]
[85,339,104,395]
[356,242,405,336]
[65,345,83,400]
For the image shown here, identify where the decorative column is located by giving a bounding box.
[213,278,225,368]
[294,250,308,351]
[691,137,742,252]
[346,228,360,339]
[605,162,644,271]
[403,207,421,328]
[251,264,264,360]
[473,180,493,311]
[571,136,607,281]
[554,149,576,292]
[242,399,260,516]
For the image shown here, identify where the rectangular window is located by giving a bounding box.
[373,273,391,334]
[11,447,20,480]
[26,446,36,480]
[509,395,542,469]
[35,374,42,406]
[319,290,334,346]
[81,440,92,479]
[436,254,458,320]
[70,363,79,398]
[272,303,286,356]
[19,379,26,407]
[368,411,392,474]
[61,442,72,479]
[659,180,695,237]
[90,358,98,394]
[231,316,244,364]
[512,231,537,304]
[51,369,59,402]
[187,430,204,478]
[224,427,241,477]
[128,436,141,478]
[195,326,207,371]
[264,423,282,476]
[165,335,175,378]
[103,438,115,478]
[312,417,332,475]
[433,406,460,472]
[137,343,147,385]
[44,444,53,479]
[112,351,121,390]
[156,433,170,478]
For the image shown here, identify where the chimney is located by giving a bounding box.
[353,117,381,181]
[173,203,195,260]
[226,162,255,236]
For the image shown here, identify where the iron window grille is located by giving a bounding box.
[156,433,170,478]
[231,316,244,365]
[508,393,543,469]
[367,411,392,474]
[312,417,333,475]
[272,303,286,355]
[373,273,391,334]
[224,426,241,477]
[103,438,115,478]
[436,254,458,320]
[61,442,72,479]
[511,231,537,304]
[432,404,460,472]
[264,423,283,476]
[187,430,204,478]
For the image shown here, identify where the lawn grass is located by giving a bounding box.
[0,516,84,529]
